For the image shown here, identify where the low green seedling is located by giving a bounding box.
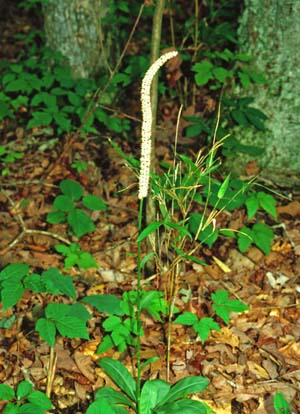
[0,380,52,414]
[87,357,213,414]
[47,178,107,237]
[36,302,90,347]
[274,392,291,414]
[82,290,171,354]
[55,242,97,270]
[0,145,23,176]
[174,290,249,342]
[0,263,76,310]
[71,159,88,173]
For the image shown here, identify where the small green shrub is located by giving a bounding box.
[0,381,52,414]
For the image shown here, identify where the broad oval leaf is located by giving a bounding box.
[95,386,134,409]
[35,318,56,347]
[156,376,209,407]
[83,194,107,211]
[140,379,170,414]
[17,381,33,399]
[99,358,136,402]
[53,195,74,212]
[60,179,83,201]
[67,208,95,237]
[0,384,15,401]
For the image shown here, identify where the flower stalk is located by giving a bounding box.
[138,50,178,199]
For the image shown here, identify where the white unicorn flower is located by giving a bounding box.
[138,50,178,199]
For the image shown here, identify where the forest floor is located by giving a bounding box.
[1,5,300,414]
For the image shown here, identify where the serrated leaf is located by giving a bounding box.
[46,210,66,224]
[1,280,25,309]
[59,179,83,201]
[103,315,122,331]
[45,302,70,320]
[53,195,74,212]
[212,290,249,324]
[67,208,95,237]
[193,317,221,343]
[35,318,56,347]
[212,66,231,83]
[174,312,198,326]
[81,294,124,316]
[157,376,209,407]
[245,194,260,219]
[237,227,253,252]
[27,391,52,410]
[0,384,15,401]
[68,303,91,321]
[97,335,114,354]
[82,194,107,211]
[55,316,89,340]
[0,263,29,281]
[257,192,277,219]
[99,358,136,402]
[252,222,274,255]
[16,381,32,399]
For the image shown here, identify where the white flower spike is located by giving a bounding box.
[138,50,178,199]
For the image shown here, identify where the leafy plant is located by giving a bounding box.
[55,242,97,270]
[174,290,248,342]
[36,302,90,347]
[86,357,212,414]
[47,178,107,237]
[0,145,23,176]
[0,380,52,414]
[274,392,291,414]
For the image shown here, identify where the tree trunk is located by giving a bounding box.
[229,0,300,187]
[42,0,119,80]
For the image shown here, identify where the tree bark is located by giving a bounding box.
[229,0,300,187]
[42,0,119,80]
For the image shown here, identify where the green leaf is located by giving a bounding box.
[252,222,274,255]
[86,399,116,414]
[0,263,29,282]
[67,208,95,237]
[274,392,291,414]
[257,192,277,219]
[46,210,66,224]
[0,384,15,401]
[97,335,114,354]
[237,227,253,252]
[103,315,122,331]
[140,379,170,414]
[157,376,209,407]
[193,318,221,343]
[27,391,52,410]
[3,402,20,414]
[68,303,91,321]
[137,222,164,242]
[238,71,251,88]
[83,194,107,211]
[231,109,249,126]
[42,267,76,299]
[17,403,45,414]
[95,386,134,408]
[155,399,211,414]
[212,67,231,83]
[59,179,83,201]
[1,280,25,309]
[174,312,198,326]
[27,111,52,128]
[56,317,89,340]
[53,195,74,212]
[245,194,260,219]
[35,318,56,347]
[217,174,231,199]
[99,358,136,402]
[81,294,124,316]
[212,290,249,324]
[16,381,32,399]
[45,303,70,320]
[192,61,213,86]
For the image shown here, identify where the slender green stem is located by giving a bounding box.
[135,198,144,414]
